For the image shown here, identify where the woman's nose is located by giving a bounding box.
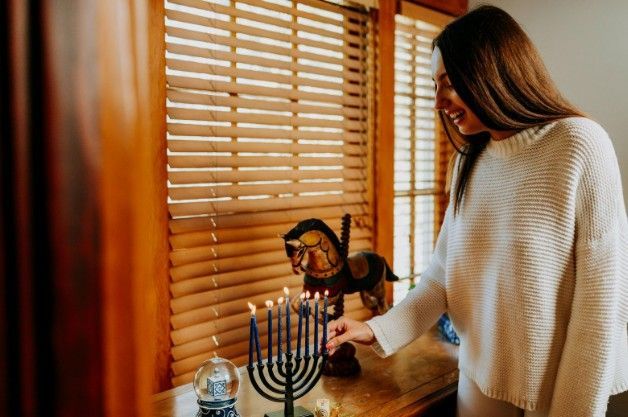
[434,90,448,110]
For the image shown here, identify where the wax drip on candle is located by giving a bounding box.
[283,287,291,355]
[305,291,311,356]
[314,292,320,355]
[323,290,329,354]
[265,300,273,365]
[277,297,284,363]
[297,292,305,358]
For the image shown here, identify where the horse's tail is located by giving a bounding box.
[383,258,399,282]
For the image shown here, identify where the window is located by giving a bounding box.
[165,0,374,386]
[392,5,453,303]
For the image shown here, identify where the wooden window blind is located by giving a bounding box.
[392,6,453,303]
[165,0,374,386]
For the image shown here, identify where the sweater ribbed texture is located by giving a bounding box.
[366,117,628,417]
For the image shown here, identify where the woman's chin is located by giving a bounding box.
[457,124,483,136]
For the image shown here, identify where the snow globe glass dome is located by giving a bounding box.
[193,357,241,417]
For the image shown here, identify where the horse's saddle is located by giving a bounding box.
[303,252,385,298]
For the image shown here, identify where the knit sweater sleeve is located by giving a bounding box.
[549,127,628,417]
[365,205,451,357]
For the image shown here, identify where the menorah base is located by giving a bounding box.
[264,406,314,417]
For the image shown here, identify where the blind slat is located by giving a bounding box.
[167,89,366,118]
[298,0,365,20]
[168,204,369,234]
[166,57,365,96]
[395,21,440,38]
[168,155,366,169]
[169,192,367,217]
[168,180,367,201]
[168,168,366,186]
[167,107,365,131]
[167,74,366,107]
[167,123,366,142]
[168,139,365,155]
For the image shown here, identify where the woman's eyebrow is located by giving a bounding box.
[431,72,448,82]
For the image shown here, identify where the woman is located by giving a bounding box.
[326,5,628,417]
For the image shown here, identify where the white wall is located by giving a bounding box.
[469,0,628,207]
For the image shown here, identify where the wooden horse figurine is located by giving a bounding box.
[282,214,399,376]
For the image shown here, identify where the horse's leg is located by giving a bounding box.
[360,274,390,315]
[373,278,389,314]
[359,289,378,313]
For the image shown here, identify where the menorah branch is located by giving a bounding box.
[255,364,285,395]
[247,366,287,403]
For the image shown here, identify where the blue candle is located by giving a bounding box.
[297,293,304,358]
[253,305,263,366]
[305,291,310,356]
[284,287,291,355]
[266,300,273,365]
[248,304,254,367]
[277,297,283,363]
[248,302,262,366]
[314,292,320,355]
[323,290,329,354]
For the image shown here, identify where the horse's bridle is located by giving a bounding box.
[290,238,344,279]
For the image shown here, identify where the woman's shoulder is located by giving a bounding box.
[549,116,610,143]
[545,116,615,160]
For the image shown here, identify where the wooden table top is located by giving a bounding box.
[153,329,459,417]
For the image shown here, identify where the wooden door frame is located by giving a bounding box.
[2,1,169,416]
[98,0,170,411]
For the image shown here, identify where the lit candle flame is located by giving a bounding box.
[314,292,320,300]
[305,290,311,299]
[300,293,305,301]
[283,287,289,296]
[324,289,329,297]
[248,302,256,315]
[265,300,273,309]
[278,297,284,305]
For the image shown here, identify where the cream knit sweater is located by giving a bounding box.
[366,117,628,417]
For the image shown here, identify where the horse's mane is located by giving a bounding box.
[283,218,342,252]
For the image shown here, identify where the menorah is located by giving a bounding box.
[247,288,329,417]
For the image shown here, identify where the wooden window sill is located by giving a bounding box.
[153,328,459,417]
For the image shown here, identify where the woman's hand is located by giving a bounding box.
[325,316,375,355]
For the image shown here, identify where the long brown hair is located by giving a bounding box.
[433,5,585,214]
